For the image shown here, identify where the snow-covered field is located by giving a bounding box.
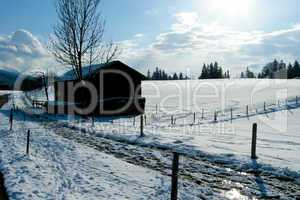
[0,79,300,199]
[142,79,300,113]
[61,79,300,171]
[140,79,300,171]
[17,79,300,172]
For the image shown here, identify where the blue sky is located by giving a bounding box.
[0,0,300,76]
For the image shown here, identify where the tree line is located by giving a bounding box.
[147,62,230,80]
[240,67,256,78]
[147,68,190,80]
[258,59,300,79]
[199,62,230,79]
[147,59,300,80]
[241,59,300,79]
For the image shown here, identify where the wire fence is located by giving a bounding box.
[2,92,300,199]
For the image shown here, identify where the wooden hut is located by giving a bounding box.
[48,61,146,116]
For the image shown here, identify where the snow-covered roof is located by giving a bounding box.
[60,63,105,81]
[58,60,146,81]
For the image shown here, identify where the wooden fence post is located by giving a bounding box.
[214,111,217,122]
[202,108,204,120]
[246,105,249,118]
[230,108,233,123]
[251,123,257,159]
[264,102,266,112]
[140,115,144,137]
[144,115,147,125]
[171,116,173,125]
[9,108,13,131]
[26,130,30,155]
[193,112,196,124]
[171,152,179,200]
[92,115,95,127]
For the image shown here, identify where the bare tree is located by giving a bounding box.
[50,0,119,80]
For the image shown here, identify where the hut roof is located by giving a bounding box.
[58,61,146,82]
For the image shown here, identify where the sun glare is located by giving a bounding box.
[210,0,253,16]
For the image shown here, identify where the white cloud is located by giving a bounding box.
[1,15,299,78]
[133,33,144,38]
[242,25,300,59]
[119,12,300,75]
[0,29,55,73]
[172,12,199,32]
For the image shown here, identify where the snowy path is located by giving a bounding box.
[17,110,300,199]
[0,109,217,200]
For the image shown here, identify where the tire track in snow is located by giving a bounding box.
[31,115,300,199]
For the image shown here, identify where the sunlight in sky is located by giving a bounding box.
[209,0,254,16]
[0,0,299,74]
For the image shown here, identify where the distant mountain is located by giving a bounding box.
[0,68,19,90]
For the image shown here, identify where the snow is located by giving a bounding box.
[1,79,300,199]
[142,79,300,172]
[1,95,230,199]
[53,79,300,172]
[0,110,217,199]
[61,109,300,179]
[19,79,300,173]
[142,79,300,114]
